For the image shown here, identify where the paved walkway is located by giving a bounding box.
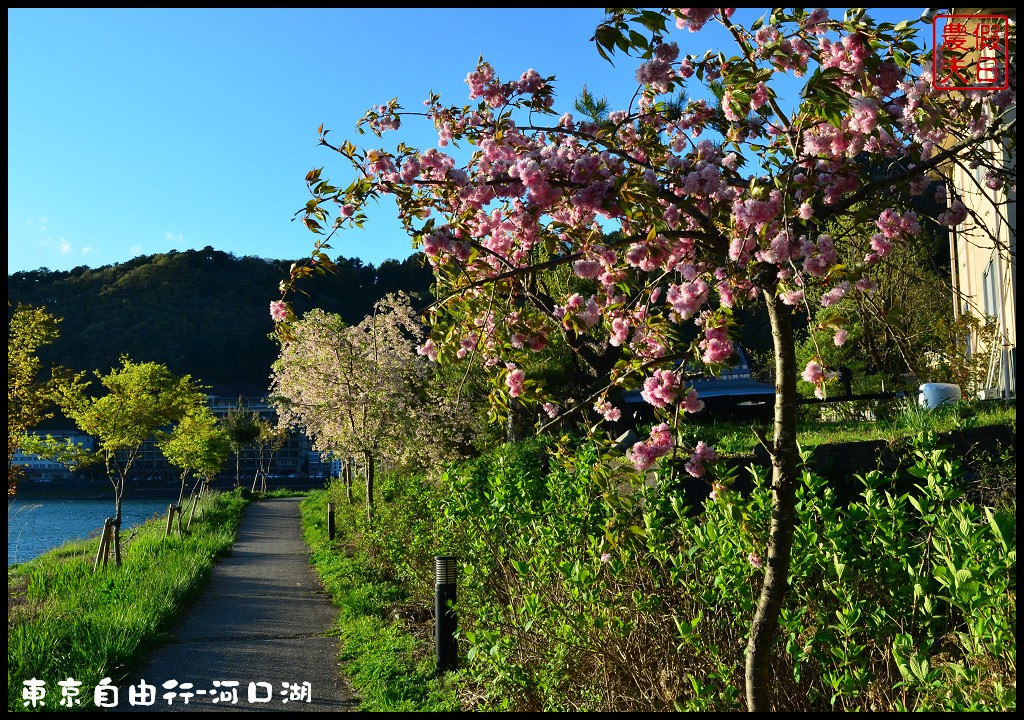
[113,498,350,712]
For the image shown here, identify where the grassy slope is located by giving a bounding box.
[299,490,460,712]
[7,490,249,712]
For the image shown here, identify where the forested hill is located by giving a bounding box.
[8,246,433,388]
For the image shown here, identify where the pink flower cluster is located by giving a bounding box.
[629,423,673,471]
[641,369,682,408]
[673,8,733,32]
[733,190,782,234]
[820,281,850,308]
[937,200,969,227]
[594,400,622,422]
[635,43,678,94]
[780,287,804,306]
[505,365,526,398]
[875,208,921,238]
[802,360,825,384]
[847,98,879,135]
[367,103,401,134]
[802,360,833,399]
[422,230,471,264]
[685,440,717,478]
[666,278,709,321]
[417,338,439,362]
[554,293,600,330]
[803,7,829,34]
[801,234,839,277]
[700,317,733,365]
[819,34,870,80]
[682,387,705,414]
[865,233,892,265]
[270,301,287,322]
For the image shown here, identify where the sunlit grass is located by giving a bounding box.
[7,490,250,712]
[684,399,1015,456]
[299,490,460,712]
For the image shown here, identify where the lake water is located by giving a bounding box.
[7,496,179,566]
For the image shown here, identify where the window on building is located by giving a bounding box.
[982,257,999,321]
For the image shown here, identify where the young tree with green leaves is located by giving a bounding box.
[251,415,287,493]
[159,404,231,506]
[221,400,261,488]
[56,357,200,566]
[8,304,64,494]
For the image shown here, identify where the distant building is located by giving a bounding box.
[11,431,95,481]
[14,394,316,483]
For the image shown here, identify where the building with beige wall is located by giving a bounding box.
[942,9,1015,398]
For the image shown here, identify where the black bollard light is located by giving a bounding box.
[434,555,458,673]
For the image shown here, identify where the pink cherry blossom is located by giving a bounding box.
[641,369,682,408]
[595,400,622,422]
[505,365,526,398]
[802,360,825,384]
[629,423,673,471]
[270,301,287,322]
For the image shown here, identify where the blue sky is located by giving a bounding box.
[7,8,928,275]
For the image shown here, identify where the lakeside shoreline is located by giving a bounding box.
[12,478,331,500]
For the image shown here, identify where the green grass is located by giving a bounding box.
[299,489,461,712]
[255,488,310,499]
[7,490,250,712]
[685,399,1016,456]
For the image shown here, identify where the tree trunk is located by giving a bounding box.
[363,450,374,524]
[345,458,353,504]
[113,481,124,568]
[506,406,531,443]
[744,293,801,712]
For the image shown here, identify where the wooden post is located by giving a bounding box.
[102,519,113,569]
[165,504,176,537]
[327,502,336,540]
[93,518,112,571]
[186,494,199,531]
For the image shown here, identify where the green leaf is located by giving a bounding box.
[910,654,930,683]
[984,507,1014,553]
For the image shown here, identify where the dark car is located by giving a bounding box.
[621,347,775,421]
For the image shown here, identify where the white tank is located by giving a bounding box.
[918,383,962,410]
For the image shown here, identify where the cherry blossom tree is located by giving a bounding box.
[278,8,1015,710]
[271,293,450,521]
